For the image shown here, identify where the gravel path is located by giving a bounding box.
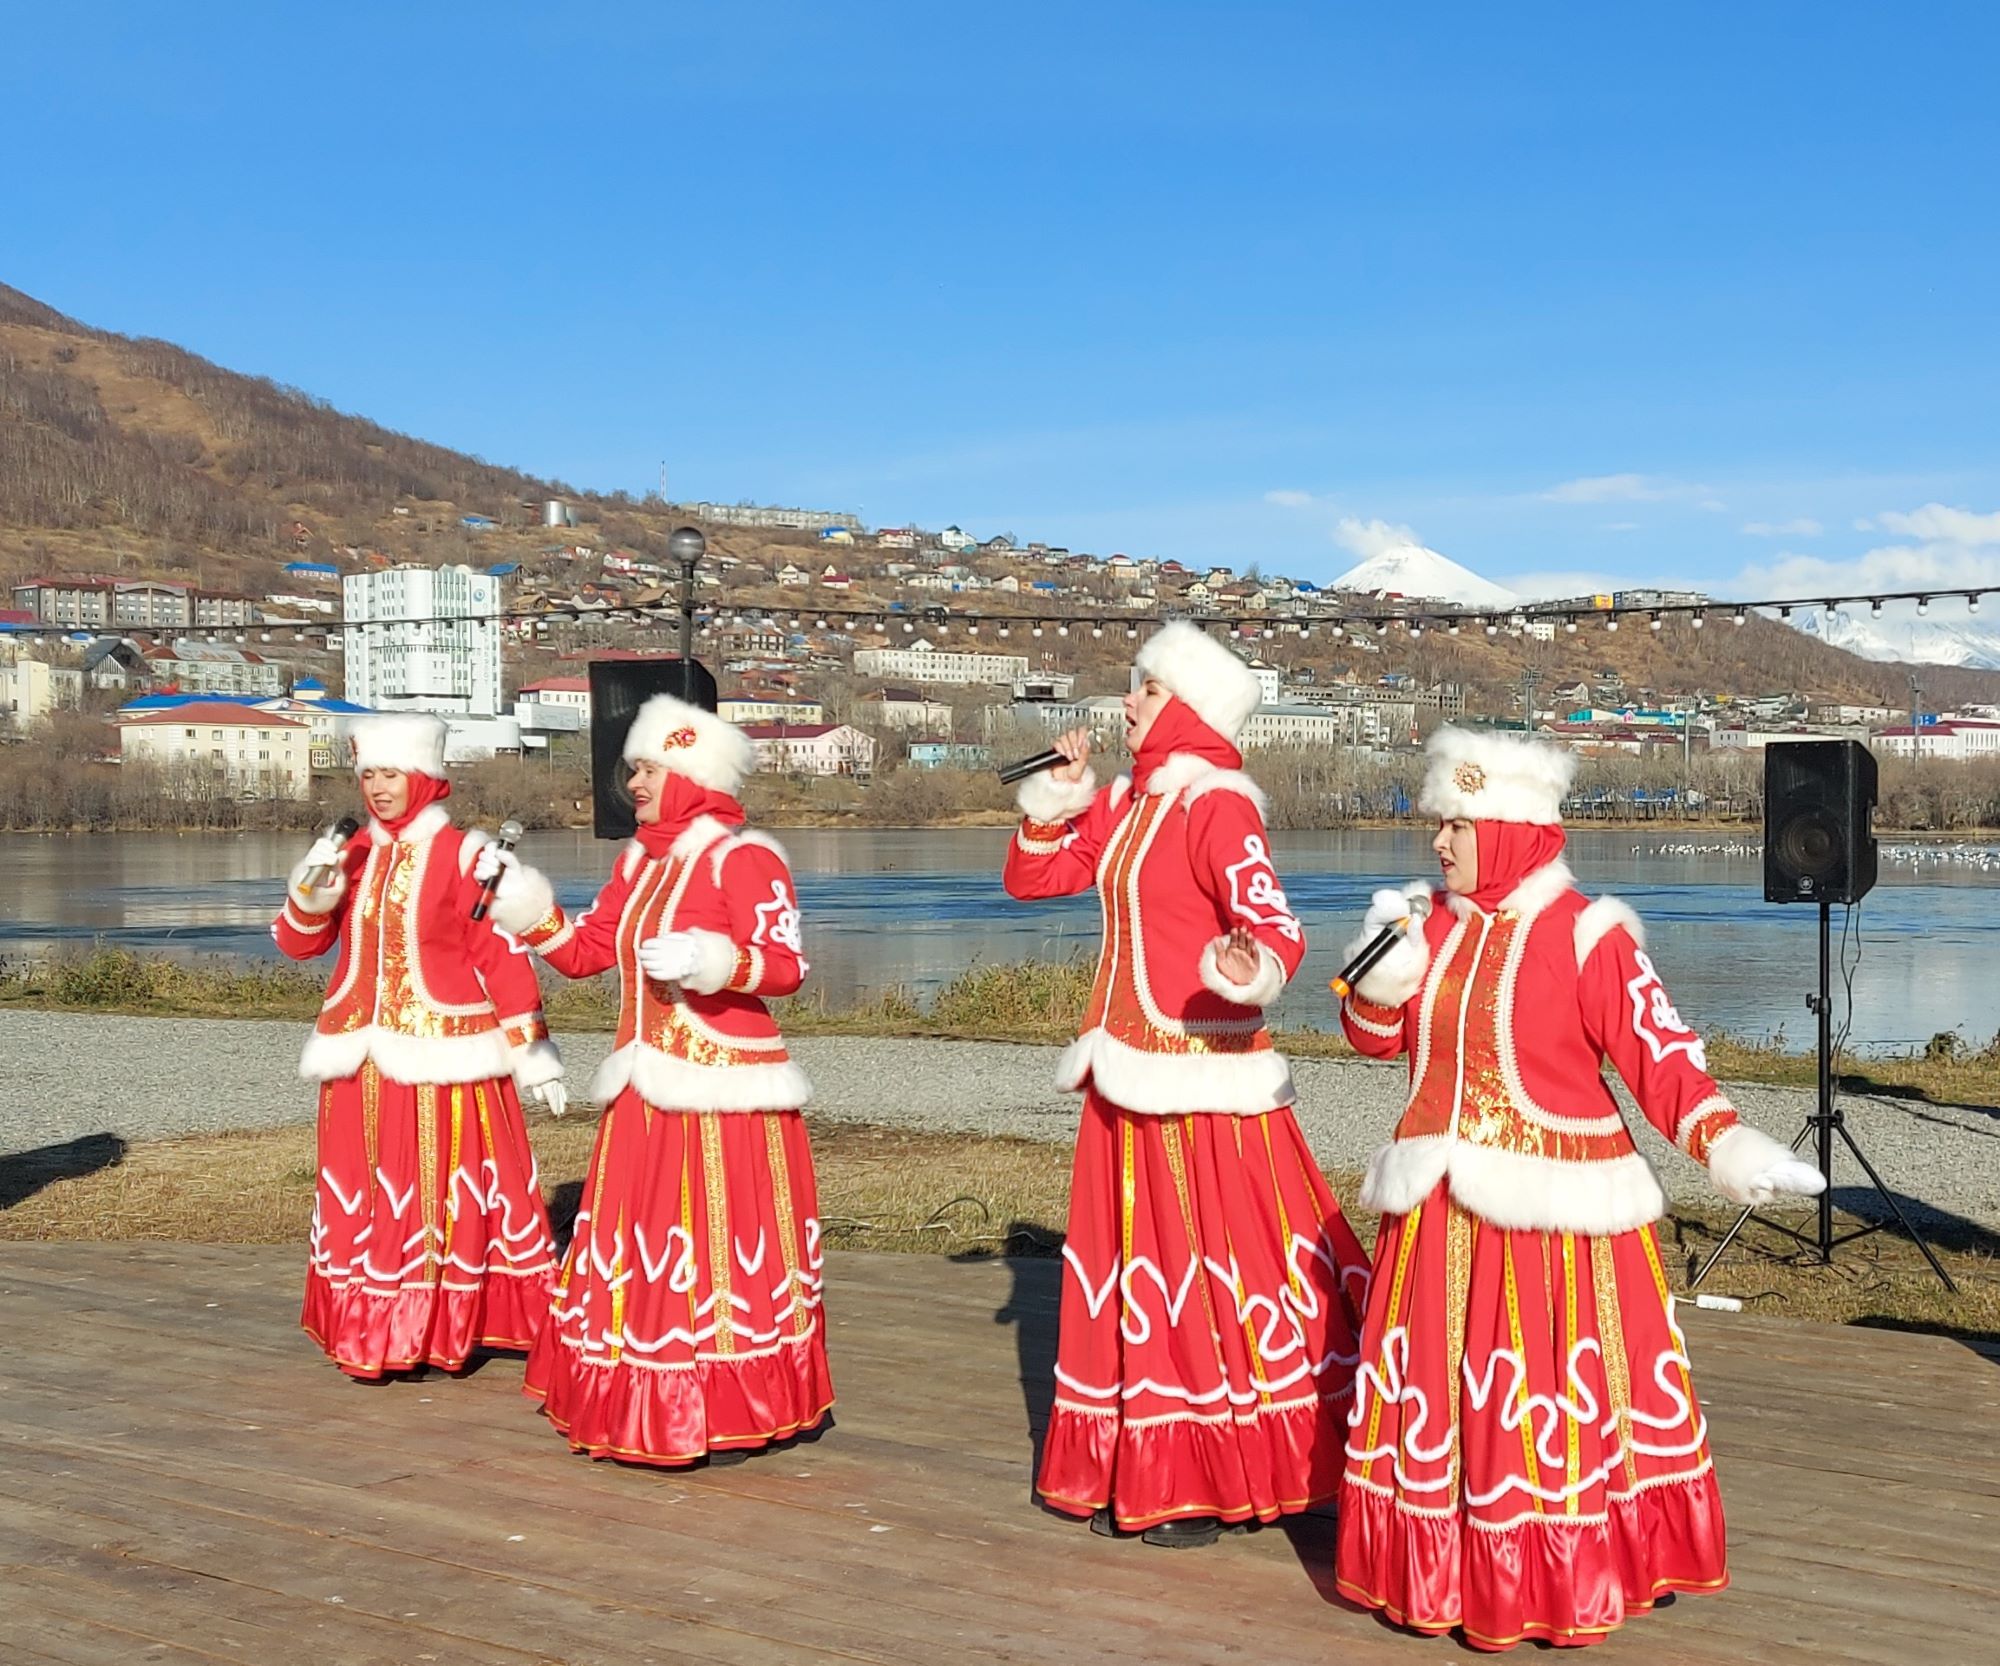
[4,1009,1995,1230]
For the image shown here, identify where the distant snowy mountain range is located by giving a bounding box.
[1789,607,2000,671]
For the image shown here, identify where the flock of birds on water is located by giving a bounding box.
[1641,838,2000,872]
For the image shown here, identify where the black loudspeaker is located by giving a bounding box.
[1763,739,1877,904]
[588,657,717,840]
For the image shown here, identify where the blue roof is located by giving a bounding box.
[284,561,339,575]
[486,562,520,576]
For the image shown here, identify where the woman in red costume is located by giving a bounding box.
[477,692,829,1466]
[1332,726,1825,1649]
[273,713,567,1379]
[1002,621,1369,1547]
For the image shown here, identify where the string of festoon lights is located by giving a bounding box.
[9,584,1994,646]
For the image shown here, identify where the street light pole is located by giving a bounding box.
[669,525,706,669]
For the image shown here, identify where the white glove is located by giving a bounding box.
[1342,884,1432,1008]
[637,932,703,984]
[528,1078,569,1119]
[1707,1123,1828,1206]
[472,842,511,884]
[288,838,349,916]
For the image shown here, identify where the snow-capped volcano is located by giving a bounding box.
[1331,543,1518,610]
[1791,607,2000,671]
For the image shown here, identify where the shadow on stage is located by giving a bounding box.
[0,1132,127,1212]
[957,1224,1063,1481]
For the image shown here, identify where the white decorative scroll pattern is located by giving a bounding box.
[1223,834,1303,943]
[752,879,803,953]
[1625,950,1707,1071]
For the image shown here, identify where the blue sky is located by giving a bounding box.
[6,2,1999,602]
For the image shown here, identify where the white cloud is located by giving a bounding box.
[1742,518,1824,538]
[1874,503,2000,546]
[1733,541,2000,602]
[1538,473,1715,506]
[1853,517,1876,532]
[1333,516,1422,559]
[1263,489,1315,509]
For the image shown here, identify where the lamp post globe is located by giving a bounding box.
[668,526,707,568]
[669,526,707,664]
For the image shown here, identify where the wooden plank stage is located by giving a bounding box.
[1,1244,1995,1666]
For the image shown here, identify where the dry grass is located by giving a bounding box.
[3,1118,1992,1347]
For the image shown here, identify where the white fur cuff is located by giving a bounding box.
[1017,767,1097,824]
[510,1036,564,1090]
[680,928,739,996]
[1707,1122,1808,1205]
[1199,939,1287,1008]
[1344,926,1429,1008]
[489,862,556,937]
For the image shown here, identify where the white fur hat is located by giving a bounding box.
[1419,726,1577,824]
[623,693,754,794]
[1133,621,1263,742]
[346,713,448,776]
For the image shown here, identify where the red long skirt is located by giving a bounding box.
[1336,1183,1729,1651]
[524,1090,834,1466]
[1038,1090,1370,1531]
[302,1062,557,1378]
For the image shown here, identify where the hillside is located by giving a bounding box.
[4,279,1999,713]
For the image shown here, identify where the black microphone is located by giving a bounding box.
[303,815,362,890]
[471,819,525,922]
[997,748,1066,786]
[1329,894,1432,1001]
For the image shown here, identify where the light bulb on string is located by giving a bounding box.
[1970,594,1982,614]
[1691,610,1705,629]
[1824,601,1839,621]
[1448,620,1461,636]
[1649,612,1663,631]
[1564,616,1577,633]
[1606,615,1620,632]
[1732,608,1746,626]
[1871,599,1884,618]
[1917,596,1930,616]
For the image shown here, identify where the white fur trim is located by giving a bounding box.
[1341,923,1430,1007]
[1419,727,1577,825]
[1056,1027,1295,1116]
[488,860,556,937]
[1134,621,1263,742]
[680,928,738,996]
[666,813,734,865]
[1142,752,1270,818]
[299,1024,513,1086]
[623,693,755,794]
[1362,1136,1667,1234]
[367,803,452,846]
[591,1041,812,1113]
[1198,939,1287,1008]
[1707,1122,1806,1206]
[510,1036,564,1090]
[1442,858,1576,922]
[345,713,448,777]
[1017,766,1097,823]
[1574,896,1646,968]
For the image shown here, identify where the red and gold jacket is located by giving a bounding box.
[500,813,810,1113]
[272,803,559,1089]
[1339,858,1744,1236]
[1002,753,1307,1116]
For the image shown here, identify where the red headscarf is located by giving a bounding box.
[633,770,746,858]
[369,772,453,838]
[1468,820,1567,911]
[1132,695,1241,790]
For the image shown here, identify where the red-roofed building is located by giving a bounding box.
[740,721,876,777]
[116,702,313,798]
[515,675,592,737]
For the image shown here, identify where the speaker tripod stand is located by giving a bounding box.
[1691,897,1957,1292]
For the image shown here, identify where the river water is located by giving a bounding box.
[1,828,1994,1053]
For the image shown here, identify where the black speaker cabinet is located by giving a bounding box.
[587,657,716,840]
[1763,739,1877,904]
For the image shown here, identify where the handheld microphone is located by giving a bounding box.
[1329,894,1432,1001]
[304,815,362,890]
[471,819,525,922]
[997,748,1066,786]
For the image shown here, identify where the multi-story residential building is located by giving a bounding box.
[1237,700,1414,750]
[116,701,312,799]
[145,640,285,697]
[853,641,1030,686]
[192,593,256,629]
[515,676,593,736]
[12,577,255,631]
[0,656,83,725]
[1874,720,2000,761]
[856,688,953,734]
[718,696,826,726]
[741,721,876,777]
[342,564,503,716]
[684,503,861,533]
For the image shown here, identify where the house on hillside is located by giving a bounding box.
[857,687,953,734]
[460,514,498,532]
[777,563,811,587]
[876,528,918,550]
[742,721,876,777]
[819,568,853,590]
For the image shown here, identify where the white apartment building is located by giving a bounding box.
[146,641,285,697]
[117,702,312,800]
[853,640,1030,686]
[516,676,592,734]
[856,688,952,733]
[1874,720,2000,761]
[0,656,83,725]
[343,565,503,716]
[1238,701,1409,750]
